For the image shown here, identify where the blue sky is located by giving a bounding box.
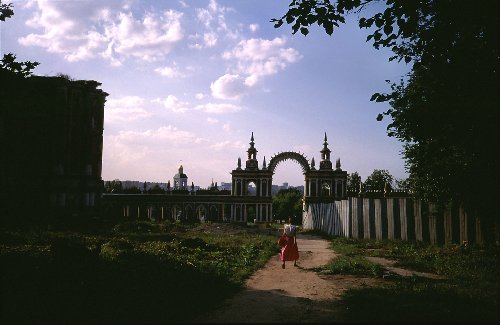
[2,0,410,187]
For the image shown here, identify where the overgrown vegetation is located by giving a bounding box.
[326,237,499,323]
[0,219,277,323]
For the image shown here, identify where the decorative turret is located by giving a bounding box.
[262,156,267,170]
[319,132,332,170]
[173,164,188,189]
[335,158,341,170]
[237,157,242,170]
[310,157,316,170]
[245,132,259,170]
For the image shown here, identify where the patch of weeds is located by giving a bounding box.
[99,237,134,261]
[326,255,384,277]
[328,237,499,323]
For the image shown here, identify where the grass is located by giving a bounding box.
[324,236,499,323]
[0,219,277,323]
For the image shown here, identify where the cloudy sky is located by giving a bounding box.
[2,0,410,187]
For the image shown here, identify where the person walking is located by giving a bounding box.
[280,217,299,268]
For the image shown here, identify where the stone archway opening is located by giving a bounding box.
[272,159,306,189]
[247,181,257,196]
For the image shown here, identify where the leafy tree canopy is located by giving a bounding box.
[105,179,123,193]
[274,1,499,233]
[347,171,362,194]
[0,2,39,78]
[0,0,13,21]
[273,187,303,224]
[363,169,393,192]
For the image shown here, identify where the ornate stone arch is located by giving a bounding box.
[268,151,310,174]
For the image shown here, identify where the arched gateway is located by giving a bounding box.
[230,133,347,222]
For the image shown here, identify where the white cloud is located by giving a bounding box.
[249,24,259,32]
[19,1,184,64]
[207,117,219,124]
[113,125,202,145]
[103,125,205,165]
[203,32,218,47]
[210,74,248,100]
[222,122,231,131]
[210,140,230,150]
[209,140,245,151]
[154,63,184,78]
[155,95,190,113]
[195,93,205,100]
[102,10,184,63]
[190,0,237,49]
[195,102,242,114]
[222,37,301,86]
[105,96,151,123]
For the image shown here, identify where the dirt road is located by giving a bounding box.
[196,234,381,323]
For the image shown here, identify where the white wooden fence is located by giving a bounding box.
[302,197,483,245]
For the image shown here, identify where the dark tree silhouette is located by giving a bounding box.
[274,0,499,242]
[0,2,39,78]
[363,169,393,193]
[105,179,123,193]
[347,171,361,194]
[0,1,13,21]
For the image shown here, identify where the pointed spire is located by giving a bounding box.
[262,156,267,169]
[320,132,332,170]
[246,132,258,170]
[310,157,316,170]
[211,178,214,187]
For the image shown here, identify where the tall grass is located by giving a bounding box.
[0,220,277,323]
[326,236,499,323]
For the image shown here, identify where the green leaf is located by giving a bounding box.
[300,27,309,36]
[376,114,384,121]
[324,20,333,35]
[384,24,393,35]
[370,93,380,101]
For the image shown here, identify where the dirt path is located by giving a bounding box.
[196,234,381,323]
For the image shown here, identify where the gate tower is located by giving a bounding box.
[230,133,347,223]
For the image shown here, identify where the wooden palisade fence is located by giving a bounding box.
[303,195,484,245]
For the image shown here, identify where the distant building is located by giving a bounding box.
[1,75,108,221]
[173,165,188,190]
[219,182,232,191]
